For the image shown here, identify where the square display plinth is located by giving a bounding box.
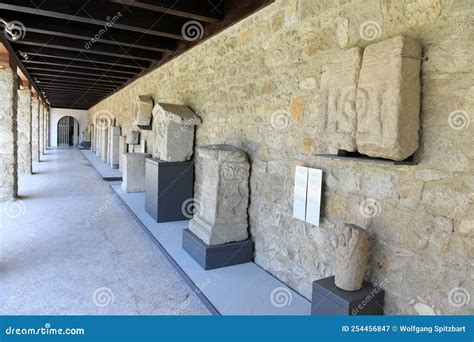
[145,158,194,223]
[182,229,254,270]
[311,276,384,315]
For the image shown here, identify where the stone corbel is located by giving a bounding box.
[135,95,154,130]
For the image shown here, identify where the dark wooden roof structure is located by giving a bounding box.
[0,0,272,109]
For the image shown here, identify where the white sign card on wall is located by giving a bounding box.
[306,168,323,226]
[293,166,308,221]
[292,166,323,226]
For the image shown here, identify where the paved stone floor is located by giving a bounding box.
[0,148,209,315]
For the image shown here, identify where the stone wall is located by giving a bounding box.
[17,89,32,174]
[90,0,473,314]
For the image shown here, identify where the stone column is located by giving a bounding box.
[39,102,44,156]
[0,64,18,201]
[44,107,49,150]
[17,88,32,174]
[31,98,39,162]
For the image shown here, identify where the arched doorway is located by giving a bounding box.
[57,116,79,147]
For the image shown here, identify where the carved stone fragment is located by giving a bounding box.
[320,47,363,152]
[356,35,421,160]
[135,95,154,128]
[334,223,369,291]
[189,144,250,245]
[152,103,201,162]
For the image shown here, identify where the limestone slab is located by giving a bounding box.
[121,153,151,193]
[189,144,250,245]
[126,131,139,145]
[135,95,154,129]
[356,35,421,160]
[152,103,201,162]
[320,47,362,152]
[109,126,121,168]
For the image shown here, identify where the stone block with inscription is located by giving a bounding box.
[356,36,421,160]
[189,144,250,245]
[320,47,363,152]
[152,103,201,162]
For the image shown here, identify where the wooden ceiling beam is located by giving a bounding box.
[31,73,123,85]
[26,66,132,80]
[23,59,138,74]
[0,11,176,52]
[16,46,151,69]
[0,0,186,40]
[12,33,162,62]
[111,0,223,23]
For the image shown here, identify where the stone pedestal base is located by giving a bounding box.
[121,153,151,193]
[182,229,253,270]
[311,276,384,315]
[145,158,194,222]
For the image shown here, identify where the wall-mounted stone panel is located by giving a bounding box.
[356,36,422,160]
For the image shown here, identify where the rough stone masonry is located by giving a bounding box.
[89,0,473,314]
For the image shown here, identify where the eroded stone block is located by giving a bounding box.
[135,95,153,128]
[152,103,202,162]
[125,131,139,145]
[119,136,127,171]
[320,47,363,152]
[121,153,151,193]
[109,126,121,168]
[334,223,369,292]
[189,144,250,245]
[356,35,421,160]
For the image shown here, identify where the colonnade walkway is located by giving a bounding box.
[0,148,209,315]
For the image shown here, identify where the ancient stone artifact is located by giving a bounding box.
[334,223,369,291]
[320,47,362,152]
[125,131,139,145]
[135,95,154,129]
[118,136,127,171]
[189,144,250,245]
[108,126,121,168]
[121,153,151,193]
[319,35,421,160]
[152,103,201,162]
[83,126,91,142]
[356,35,421,160]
